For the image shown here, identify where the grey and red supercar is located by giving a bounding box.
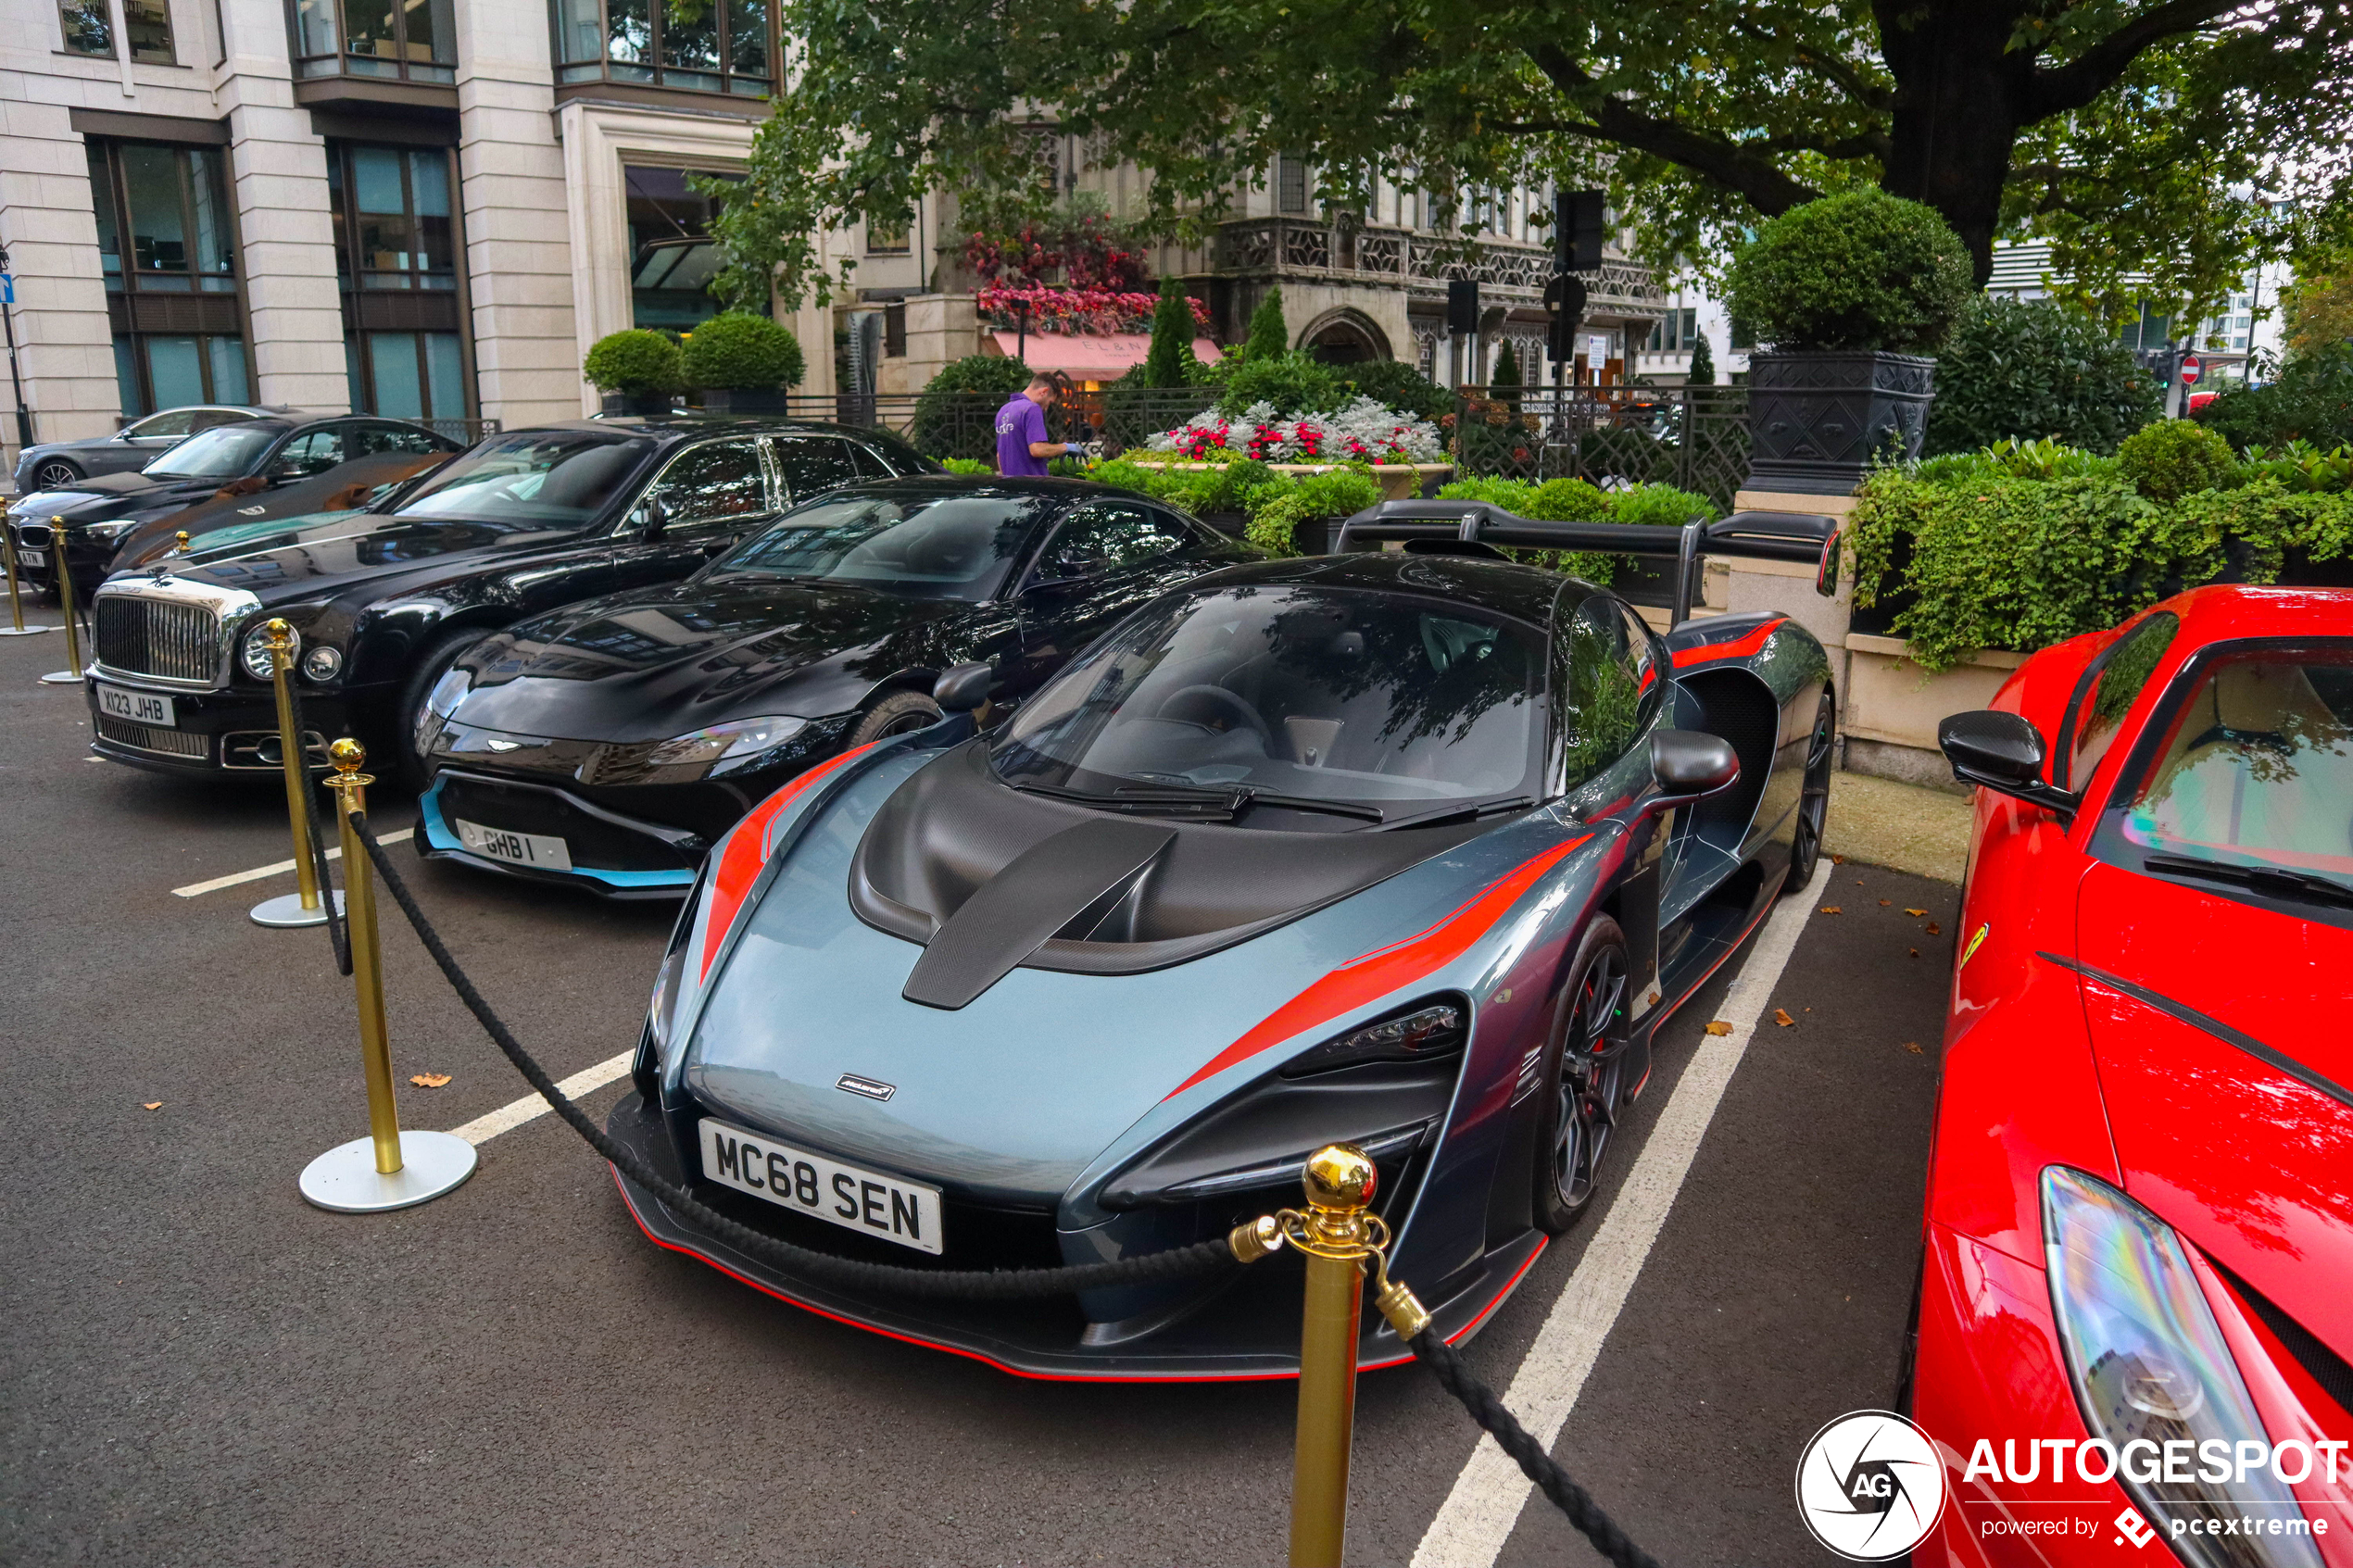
[606,502,1843,1378]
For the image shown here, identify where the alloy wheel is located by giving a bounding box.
[32,460,82,491]
[1554,943,1629,1210]
[1786,692,1834,892]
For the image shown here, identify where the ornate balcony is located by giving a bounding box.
[1212,218,1666,320]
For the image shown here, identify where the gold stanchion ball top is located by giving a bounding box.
[1302,1144,1377,1211]
[263,616,295,647]
[174,531,191,552]
[330,736,368,773]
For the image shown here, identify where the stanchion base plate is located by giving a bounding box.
[39,670,83,684]
[251,889,346,928]
[0,625,55,635]
[299,1130,478,1213]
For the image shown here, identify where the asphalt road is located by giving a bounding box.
[0,623,1959,1567]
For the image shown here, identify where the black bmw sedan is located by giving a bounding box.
[6,411,459,592]
[82,419,935,784]
[412,477,1253,896]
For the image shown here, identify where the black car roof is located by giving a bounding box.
[1177,550,1579,625]
[537,417,925,444]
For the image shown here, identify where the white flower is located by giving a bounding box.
[1143,395,1441,463]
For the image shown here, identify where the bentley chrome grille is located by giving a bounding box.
[95,596,223,684]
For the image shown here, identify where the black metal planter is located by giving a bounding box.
[599,391,681,416]
[1744,350,1935,495]
[695,388,797,415]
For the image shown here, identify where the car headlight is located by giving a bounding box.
[302,645,343,683]
[239,622,298,680]
[83,520,139,547]
[2044,1167,2322,1565]
[1282,999,1466,1077]
[425,667,472,718]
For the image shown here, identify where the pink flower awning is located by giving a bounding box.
[987,332,1219,383]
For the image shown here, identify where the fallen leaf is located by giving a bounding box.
[142,1101,162,1111]
[1908,947,1920,958]
[1926,922,1943,936]
[1774,1008,1796,1027]
[1831,854,1845,864]
[410,1073,452,1088]
[1705,1020,1733,1035]
[1903,1041,1924,1055]
[1819,905,1843,914]
[1855,879,1865,886]
[1905,908,1928,917]
[1879,899,1892,907]
[1804,1006,1813,1011]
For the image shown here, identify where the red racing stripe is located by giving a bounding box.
[698,742,879,981]
[1164,834,1592,1099]
[1668,616,1780,670]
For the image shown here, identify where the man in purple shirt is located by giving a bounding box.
[994,374,1083,477]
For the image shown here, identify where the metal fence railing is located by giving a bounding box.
[418,417,503,446]
[729,388,1222,464]
[1451,386,1752,509]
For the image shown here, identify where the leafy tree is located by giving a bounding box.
[2284,268,2353,360]
[1491,340,1522,397]
[1143,279,1192,388]
[2196,344,2353,452]
[699,0,2353,328]
[1245,289,1290,361]
[913,355,1034,458]
[1924,297,2160,456]
[1686,332,1715,386]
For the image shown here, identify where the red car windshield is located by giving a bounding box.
[2111,644,2353,897]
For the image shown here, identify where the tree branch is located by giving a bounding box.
[2024,0,2252,118]
[1728,18,1895,112]
[1525,44,1825,214]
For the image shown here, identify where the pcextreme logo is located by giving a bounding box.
[1795,1410,1949,1561]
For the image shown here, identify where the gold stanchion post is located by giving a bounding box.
[0,516,55,637]
[37,516,85,683]
[297,738,477,1213]
[1289,1145,1378,1568]
[248,618,335,929]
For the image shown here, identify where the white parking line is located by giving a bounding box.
[447,1050,635,1146]
[1410,861,1832,1568]
[170,827,412,897]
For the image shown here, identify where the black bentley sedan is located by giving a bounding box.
[7,410,459,592]
[411,477,1253,896]
[81,419,936,784]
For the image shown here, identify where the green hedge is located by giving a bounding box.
[1432,475,1719,583]
[681,311,805,390]
[2196,345,2353,453]
[583,329,684,394]
[1923,297,2160,456]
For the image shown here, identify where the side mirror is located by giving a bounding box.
[933,662,994,713]
[1938,710,2078,819]
[1647,730,1740,809]
[640,496,670,540]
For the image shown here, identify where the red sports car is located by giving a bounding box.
[1914,583,2353,1565]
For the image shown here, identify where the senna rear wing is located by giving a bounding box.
[1330,499,1841,628]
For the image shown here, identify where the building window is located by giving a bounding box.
[1646,307,1700,353]
[626,166,734,330]
[59,0,112,53]
[865,209,911,256]
[551,0,774,96]
[291,0,454,81]
[121,0,174,59]
[1276,153,1308,215]
[326,142,472,422]
[87,140,250,418]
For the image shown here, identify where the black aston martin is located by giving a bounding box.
[412,476,1255,896]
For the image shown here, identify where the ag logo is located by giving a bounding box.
[1794,1410,1946,1561]
[2115,1508,2158,1549]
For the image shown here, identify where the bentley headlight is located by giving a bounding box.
[2044,1167,2322,1565]
[239,621,297,680]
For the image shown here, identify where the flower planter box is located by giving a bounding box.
[1124,460,1453,501]
[1744,350,1935,496]
[694,388,797,415]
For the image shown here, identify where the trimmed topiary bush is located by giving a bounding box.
[583,329,685,393]
[1245,287,1290,361]
[681,311,806,390]
[2117,419,2237,504]
[1722,191,1973,353]
[1923,297,2159,456]
[1686,332,1715,385]
[912,354,1033,458]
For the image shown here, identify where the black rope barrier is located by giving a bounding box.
[348,811,1238,1299]
[282,681,348,975]
[1408,1329,1666,1568]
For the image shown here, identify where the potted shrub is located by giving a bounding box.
[1723,190,1972,494]
[584,329,685,416]
[683,312,806,414]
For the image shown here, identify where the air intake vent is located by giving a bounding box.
[95,716,209,759]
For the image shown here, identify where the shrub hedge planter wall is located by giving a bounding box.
[1745,350,1936,495]
[600,392,678,416]
[695,389,797,415]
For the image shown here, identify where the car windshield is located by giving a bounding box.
[394,432,651,529]
[2112,644,2353,897]
[144,425,277,479]
[712,493,1044,601]
[990,583,1546,817]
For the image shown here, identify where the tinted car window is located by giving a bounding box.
[126,410,195,438]
[1554,596,1646,792]
[2061,611,2179,789]
[396,431,652,529]
[273,427,347,479]
[351,422,445,457]
[1033,502,1189,583]
[858,428,940,475]
[715,493,1043,600]
[994,584,1545,814]
[145,424,276,478]
[844,442,895,480]
[770,437,863,502]
[646,439,770,525]
[188,408,255,433]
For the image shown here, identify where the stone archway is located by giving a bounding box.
[1299,308,1391,366]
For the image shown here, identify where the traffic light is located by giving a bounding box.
[1447,278,1480,335]
[1555,190,1605,273]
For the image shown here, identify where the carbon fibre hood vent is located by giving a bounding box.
[851,740,1490,1005]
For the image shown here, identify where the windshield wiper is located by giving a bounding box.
[1009,779,1246,818]
[2144,854,2353,909]
[1232,792,1387,823]
[1378,796,1539,832]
